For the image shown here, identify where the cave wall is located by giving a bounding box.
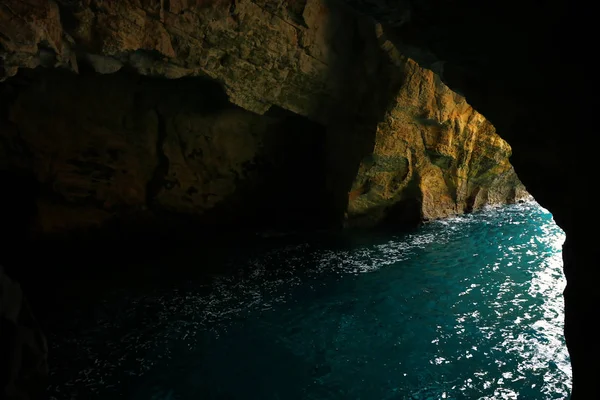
[0,69,331,235]
[0,0,383,120]
[0,63,522,236]
[0,0,524,237]
[346,57,526,226]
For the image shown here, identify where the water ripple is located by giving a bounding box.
[49,201,571,399]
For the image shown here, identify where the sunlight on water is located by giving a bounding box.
[49,202,570,400]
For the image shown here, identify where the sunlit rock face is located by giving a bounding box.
[0,0,524,236]
[346,58,526,226]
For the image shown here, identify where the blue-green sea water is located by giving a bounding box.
[49,202,571,399]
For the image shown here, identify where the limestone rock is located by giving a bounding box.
[83,54,123,74]
[0,0,74,80]
[0,0,398,119]
[0,0,525,235]
[346,59,527,226]
[0,70,330,234]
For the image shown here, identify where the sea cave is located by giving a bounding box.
[0,0,596,399]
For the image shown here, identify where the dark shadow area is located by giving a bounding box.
[0,169,41,281]
[0,66,331,234]
[318,0,409,225]
[0,2,416,398]
[0,46,404,336]
[0,67,332,358]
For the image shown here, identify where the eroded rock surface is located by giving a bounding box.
[0,0,524,236]
[347,58,525,226]
[0,70,332,234]
[1,0,378,118]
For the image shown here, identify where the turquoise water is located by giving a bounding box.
[49,202,571,399]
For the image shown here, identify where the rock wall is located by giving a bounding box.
[0,69,332,235]
[0,0,388,119]
[0,66,524,236]
[347,57,526,226]
[0,0,524,238]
